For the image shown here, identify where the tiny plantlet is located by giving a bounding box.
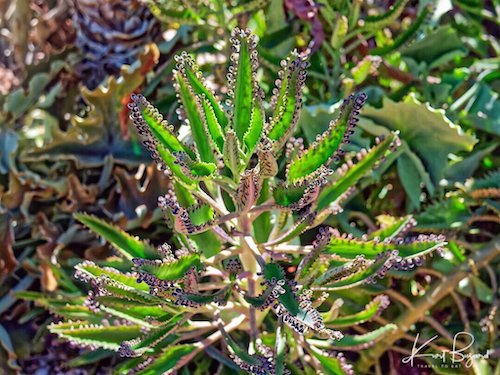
[45,28,447,374]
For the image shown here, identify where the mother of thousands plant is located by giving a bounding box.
[45,28,447,374]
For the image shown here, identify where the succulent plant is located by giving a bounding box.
[41,28,448,374]
[72,0,160,89]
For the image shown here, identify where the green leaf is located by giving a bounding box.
[174,152,217,179]
[397,150,424,210]
[310,349,351,375]
[331,324,397,349]
[219,322,261,366]
[190,231,222,258]
[156,144,196,186]
[49,322,143,351]
[267,53,307,147]
[130,94,194,158]
[415,196,471,230]
[175,72,215,163]
[325,295,390,327]
[75,261,149,291]
[363,0,408,31]
[231,29,256,142]
[129,315,184,354]
[253,179,273,243]
[134,254,202,281]
[273,183,308,208]
[179,286,232,306]
[318,251,398,289]
[460,83,500,136]
[264,213,315,246]
[317,133,398,210]
[401,26,468,68]
[67,349,114,367]
[177,53,228,130]
[201,97,225,154]
[287,93,367,182]
[98,299,172,326]
[17,292,102,322]
[75,213,158,260]
[324,233,446,261]
[134,344,197,375]
[264,264,299,315]
[223,129,241,177]
[371,5,430,56]
[368,215,414,240]
[358,95,477,189]
[244,99,264,154]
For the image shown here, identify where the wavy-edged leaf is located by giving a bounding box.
[331,324,397,350]
[175,71,215,163]
[176,52,228,130]
[74,261,149,291]
[264,213,315,246]
[75,213,157,260]
[188,204,214,225]
[267,53,308,148]
[313,256,370,287]
[173,151,217,179]
[174,203,216,235]
[359,95,476,188]
[264,264,300,315]
[201,97,225,154]
[97,298,172,326]
[123,315,184,355]
[89,276,168,306]
[49,322,142,351]
[230,28,258,142]
[318,251,399,290]
[133,254,201,281]
[175,285,232,307]
[324,232,446,260]
[325,295,390,327]
[287,93,367,182]
[16,291,102,322]
[317,132,399,210]
[129,94,195,158]
[296,227,334,281]
[401,25,467,68]
[368,215,415,240]
[274,168,329,210]
[156,144,196,186]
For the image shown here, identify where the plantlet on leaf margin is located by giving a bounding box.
[35,28,447,374]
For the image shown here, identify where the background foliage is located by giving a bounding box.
[0,0,498,374]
